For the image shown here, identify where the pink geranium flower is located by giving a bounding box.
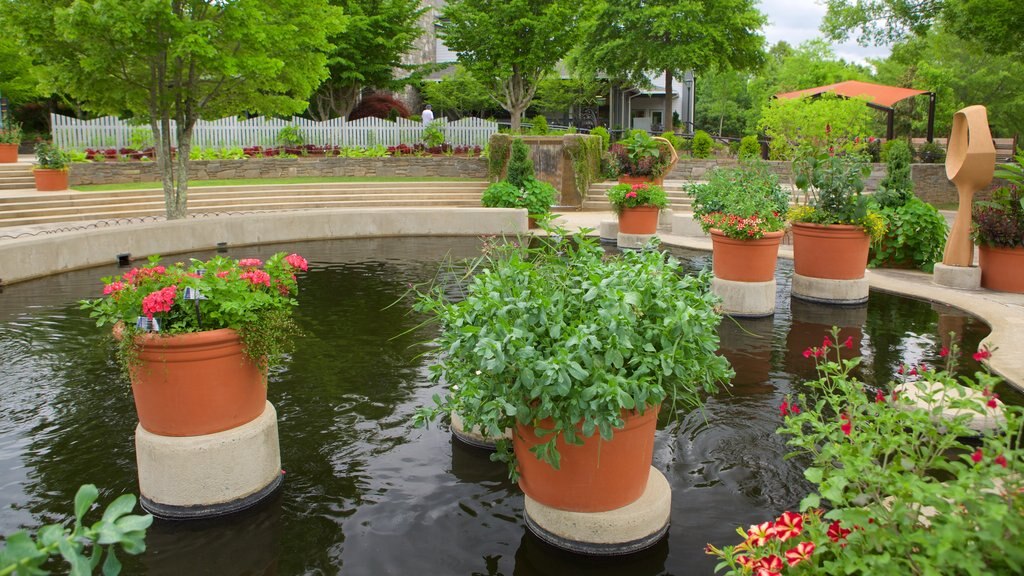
[285,253,309,271]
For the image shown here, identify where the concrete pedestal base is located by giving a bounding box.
[671,213,704,237]
[523,467,671,556]
[712,277,776,317]
[599,220,618,243]
[893,380,1006,434]
[932,263,981,290]
[450,412,510,450]
[136,401,283,519]
[617,233,657,250]
[791,273,869,305]
[658,209,673,228]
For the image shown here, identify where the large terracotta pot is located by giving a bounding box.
[618,174,663,186]
[514,406,658,513]
[0,143,18,163]
[710,229,783,282]
[33,168,69,191]
[791,222,870,280]
[979,244,1024,293]
[618,206,660,234]
[127,328,267,436]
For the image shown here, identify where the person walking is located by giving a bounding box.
[422,104,434,124]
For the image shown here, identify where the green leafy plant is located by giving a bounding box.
[505,138,534,188]
[916,141,946,163]
[708,329,1023,575]
[973,151,1024,248]
[277,124,305,148]
[606,181,668,214]
[0,119,23,144]
[528,115,549,135]
[422,120,446,148]
[480,179,556,216]
[660,131,685,151]
[412,230,733,477]
[691,130,715,159]
[129,128,154,151]
[738,135,761,160]
[688,161,788,239]
[0,484,152,576]
[34,141,71,170]
[874,140,914,209]
[79,252,307,375]
[589,126,610,150]
[608,131,673,178]
[870,197,947,272]
[758,94,876,160]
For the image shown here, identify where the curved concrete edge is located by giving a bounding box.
[0,207,528,285]
[523,467,671,556]
[712,277,776,317]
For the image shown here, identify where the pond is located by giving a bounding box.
[0,236,1012,575]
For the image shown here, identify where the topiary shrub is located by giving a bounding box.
[590,126,610,150]
[691,130,714,159]
[874,140,914,208]
[529,115,549,135]
[738,135,761,160]
[348,93,411,121]
[506,138,535,188]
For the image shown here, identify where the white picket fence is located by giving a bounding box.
[50,114,498,151]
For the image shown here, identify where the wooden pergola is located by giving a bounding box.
[775,80,936,142]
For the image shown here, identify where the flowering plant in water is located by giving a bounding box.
[605,182,668,214]
[80,252,307,373]
[708,328,1023,574]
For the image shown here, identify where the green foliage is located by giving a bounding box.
[916,140,946,163]
[412,230,732,477]
[874,140,914,208]
[505,139,535,188]
[532,75,607,117]
[738,135,761,159]
[0,484,152,576]
[420,65,495,119]
[608,131,673,178]
[189,147,247,161]
[660,132,684,151]
[528,115,549,135]
[791,146,886,240]
[691,130,715,159]
[0,119,23,144]
[589,126,610,150]
[34,141,70,170]
[79,252,308,374]
[759,94,877,160]
[711,329,1024,574]
[480,180,556,215]
[564,134,602,201]
[422,121,446,148]
[870,197,947,272]
[277,125,305,147]
[687,161,789,238]
[606,182,668,214]
[486,134,512,181]
[972,152,1024,248]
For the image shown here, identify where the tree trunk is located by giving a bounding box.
[663,69,674,133]
[170,125,191,220]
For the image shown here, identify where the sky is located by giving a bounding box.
[757,0,892,66]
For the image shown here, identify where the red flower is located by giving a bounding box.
[875,390,885,403]
[241,270,272,287]
[844,336,854,349]
[897,365,905,375]
[891,390,899,402]
[103,281,127,295]
[756,555,783,572]
[745,522,776,547]
[940,346,949,358]
[755,570,780,576]
[973,348,992,361]
[827,520,852,543]
[802,348,813,359]
[822,336,832,348]
[216,270,231,279]
[988,394,999,409]
[790,404,800,414]
[773,511,803,541]
[908,366,918,377]
[625,191,638,199]
[840,414,852,436]
[285,253,309,271]
[237,258,263,268]
[141,285,177,319]
[736,555,753,568]
[780,401,790,417]
[995,454,1008,468]
[815,347,825,358]
[785,541,815,566]
[971,449,983,463]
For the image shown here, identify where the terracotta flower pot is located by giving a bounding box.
[618,206,661,235]
[617,174,663,186]
[0,143,18,163]
[791,222,870,280]
[33,168,69,192]
[710,229,783,282]
[979,244,1024,293]
[514,406,659,513]
[127,328,267,436]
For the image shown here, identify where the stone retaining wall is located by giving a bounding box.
[69,156,489,186]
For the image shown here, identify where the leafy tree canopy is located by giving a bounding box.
[420,65,496,119]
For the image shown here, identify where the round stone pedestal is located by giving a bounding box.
[450,411,511,450]
[523,467,671,556]
[712,277,776,317]
[791,273,869,305]
[599,220,618,243]
[932,263,981,290]
[136,401,283,519]
[617,233,657,250]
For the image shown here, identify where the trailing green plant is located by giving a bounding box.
[34,141,71,170]
[708,329,1024,575]
[486,134,513,182]
[480,179,556,216]
[589,126,610,150]
[277,124,305,147]
[691,130,715,159]
[870,196,947,272]
[79,252,308,376]
[0,119,24,144]
[738,135,761,160]
[528,115,549,135]
[505,138,534,188]
[606,181,668,214]
[564,134,602,201]
[0,484,152,576]
[874,140,914,209]
[688,161,788,239]
[422,120,446,148]
[412,229,733,477]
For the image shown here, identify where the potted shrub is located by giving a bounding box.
[0,119,22,163]
[789,147,886,280]
[609,131,678,185]
[972,151,1024,292]
[33,141,71,191]
[688,161,789,282]
[606,181,669,234]
[481,138,557,226]
[80,253,307,436]
[414,231,733,512]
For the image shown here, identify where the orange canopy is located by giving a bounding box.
[775,80,930,109]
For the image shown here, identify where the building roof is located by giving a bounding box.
[775,80,930,109]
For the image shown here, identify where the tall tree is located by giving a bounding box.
[311,0,425,120]
[574,0,766,132]
[439,0,580,132]
[4,0,343,220]
[0,15,44,111]
[420,65,496,119]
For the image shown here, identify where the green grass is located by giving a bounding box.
[72,175,483,192]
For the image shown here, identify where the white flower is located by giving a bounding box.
[475,370,482,375]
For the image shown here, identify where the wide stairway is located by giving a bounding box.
[0,181,488,227]
[0,163,35,191]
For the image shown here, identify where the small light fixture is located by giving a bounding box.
[117,253,132,266]
[135,316,160,332]
[216,242,228,253]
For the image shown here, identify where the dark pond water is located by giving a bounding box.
[0,236,1015,575]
